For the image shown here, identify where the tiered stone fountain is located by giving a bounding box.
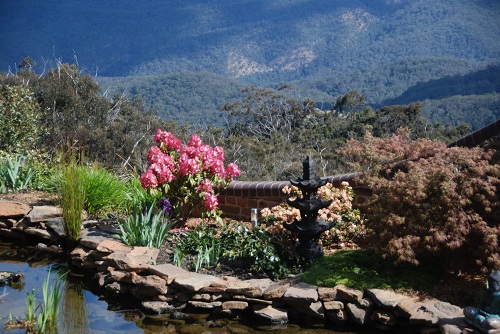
[284,156,336,264]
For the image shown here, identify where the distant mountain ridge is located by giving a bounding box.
[2,0,498,78]
[1,0,499,129]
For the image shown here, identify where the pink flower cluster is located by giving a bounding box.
[140,129,241,217]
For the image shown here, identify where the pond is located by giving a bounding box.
[0,239,377,334]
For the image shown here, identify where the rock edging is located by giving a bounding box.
[0,201,473,333]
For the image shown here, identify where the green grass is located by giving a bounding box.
[301,248,441,292]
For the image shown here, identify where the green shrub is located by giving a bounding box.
[27,153,60,192]
[172,223,224,272]
[0,85,44,154]
[342,128,500,274]
[172,222,299,278]
[118,206,175,248]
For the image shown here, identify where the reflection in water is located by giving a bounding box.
[0,240,372,333]
[62,280,89,334]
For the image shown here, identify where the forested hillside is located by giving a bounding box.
[1,0,499,130]
[98,72,246,127]
[100,62,499,130]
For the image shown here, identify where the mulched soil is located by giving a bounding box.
[0,191,487,308]
[0,190,59,206]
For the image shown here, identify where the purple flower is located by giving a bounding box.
[159,198,172,216]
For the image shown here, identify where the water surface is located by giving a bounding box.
[0,240,374,333]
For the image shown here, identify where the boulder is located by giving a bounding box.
[0,201,30,218]
[25,206,62,223]
[346,302,372,325]
[292,300,325,319]
[105,247,159,273]
[262,280,291,300]
[96,239,129,254]
[44,217,66,238]
[226,278,273,298]
[191,293,211,301]
[326,309,348,323]
[24,227,58,243]
[371,310,397,326]
[222,301,248,310]
[0,218,15,229]
[318,286,337,301]
[253,305,288,325]
[283,282,319,303]
[324,301,344,311]
[80,228,120,250]
[127,272,168,298]
[36,243,64,255]
[70,247,94,267]
[141,301,179,314]
[105,281,130,294]
[149,263,189,284]
[336,285,364,303]
[397,298,463,326]
[366,288,408,308]
[188,301,222,309]
[232,294,272,305]
[173,272,222,292]
[0,271,24,286]
[0,227,25,239]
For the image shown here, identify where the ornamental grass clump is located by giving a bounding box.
[59,165,85,244]
[77,165,129,217]
[261,182,367,250]
[140,129,241,222]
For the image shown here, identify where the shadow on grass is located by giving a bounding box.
[301,248,442,293]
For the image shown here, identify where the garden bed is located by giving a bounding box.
[0,191,486,308]
[0,193,491,333]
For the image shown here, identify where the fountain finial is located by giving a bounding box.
[303,156,316,180]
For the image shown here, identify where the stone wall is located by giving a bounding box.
[0,200,473,334]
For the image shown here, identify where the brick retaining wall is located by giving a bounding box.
[218,173,372,221]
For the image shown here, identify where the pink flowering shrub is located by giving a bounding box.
[140,129,241,221]
[261,182,367,250]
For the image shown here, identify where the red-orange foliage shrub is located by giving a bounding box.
[342,128,500,273]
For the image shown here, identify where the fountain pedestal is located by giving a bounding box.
[284,156,335,264]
